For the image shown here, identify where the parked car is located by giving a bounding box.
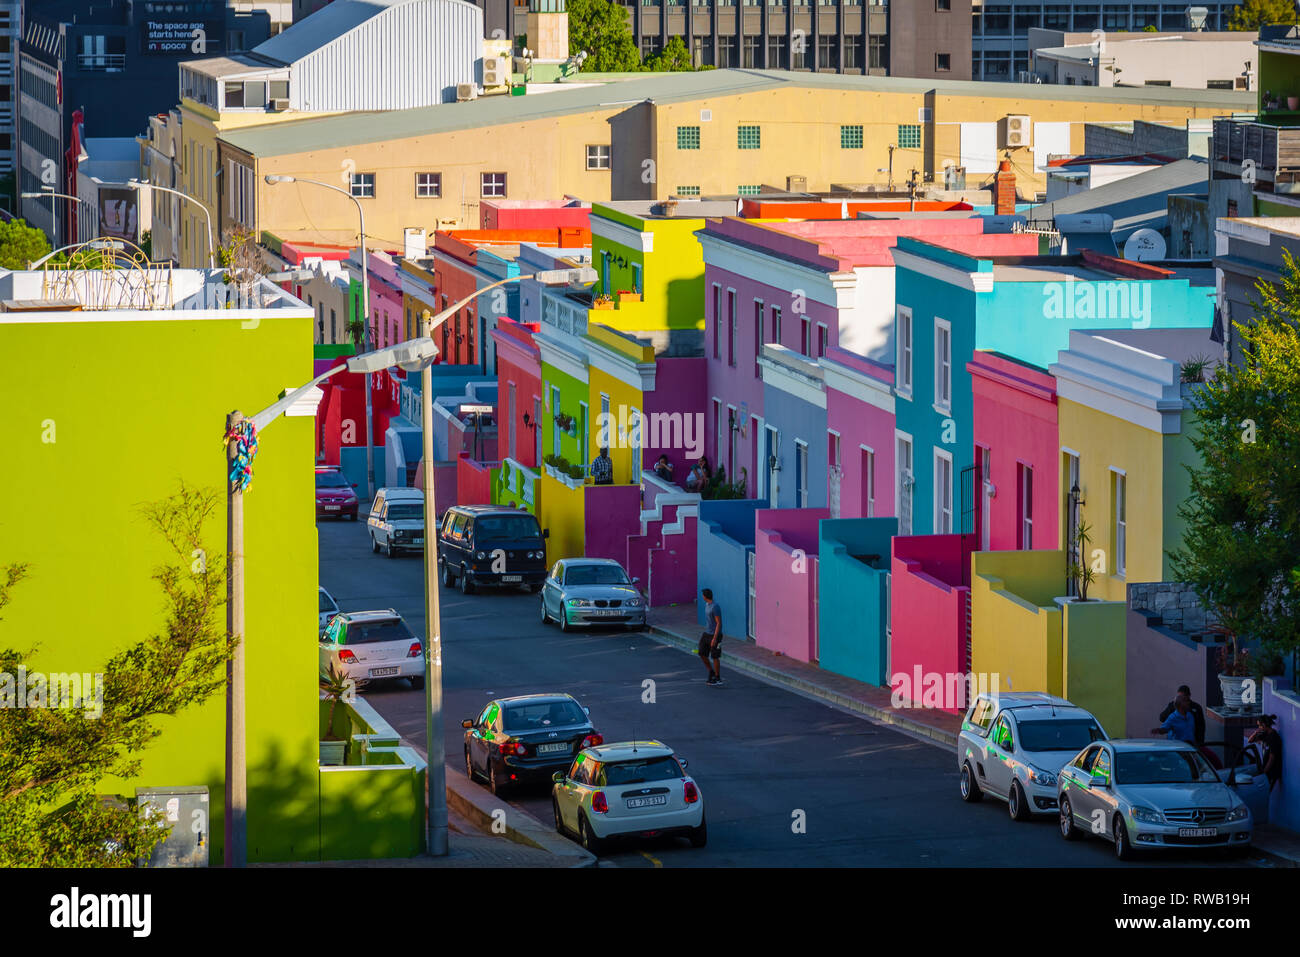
[319,609,424,690]
[367,487,425,558]
[958,692,1107,820]
[437,505,547,594]
[318,586,340,636]
[540,558,646,632]
[552,740,706,855]
[462,693,602,795]
[315,466,358,520]
[1057,739,1253,860]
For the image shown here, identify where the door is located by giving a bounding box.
[980,447,992,550]
[796,441,808,508]
[1063,745,1104,826]
[766,426,779,508]
[983,713,1016,797]
[469,702,498,774]
[508,383,517,461]
[896,435,913,535]
[746,549,757,639]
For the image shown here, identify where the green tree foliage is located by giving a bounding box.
[1227,0,1297,30]
[0,484,234,867]
[646,35,693,72]
[567,0,642,72]
[0,218,52,270]
[1169,250,1300,658]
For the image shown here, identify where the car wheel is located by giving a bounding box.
[960,762,982,803]
[559,608,571,633]
[1113,815,1134,861]
[464,748,477,784]
[1059,796,1079,841]
[459,566,475,595]
[1008,781,1031,821]
[348,512,357,522]
[553,797,566,836]
[529,583,542,594]
[488,761,503,795]
[689,815,708,848]
[370,534,379,554]
[578,813,604,855]
[386,539,398,559]
[540,597,551,624]
[440,560,454,588]
[409,675,424,690]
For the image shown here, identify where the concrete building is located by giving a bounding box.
[1028,31,1256,90]
[74,136,147,244]
[1213,217,1300,368]
[0,1,18,191]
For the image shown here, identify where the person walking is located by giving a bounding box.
[1151,692,1197,745]
[699,588,724,685]
[1159,684,1206,746]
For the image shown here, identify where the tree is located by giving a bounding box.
[0,484,235,867]
[1227,0,1296,30]
[0,218,52,270]
[566,0,642,72]
[217,226,270,306]
[1169,250,1300,661]
[646,35,693,72]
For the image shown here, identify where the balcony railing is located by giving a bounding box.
[77,53,125,72]
[1213,116,1300,193]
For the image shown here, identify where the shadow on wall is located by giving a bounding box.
[818,517,897,688]
[695,499,765,637]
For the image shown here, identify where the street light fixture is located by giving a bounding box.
[22,190,100,246]
[125,179,215,268]
[222,336,438,867]
[265,172,376,502]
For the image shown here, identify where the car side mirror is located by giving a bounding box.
[582,706,590,715]
[461,719,473,729]
[632,576,641,585]
[1090,774,1109,789]
[351,483,358,489]
[543,528,550,539]
[679,758,689,769]
[552,771,565,784]
[1234,773,1254,787]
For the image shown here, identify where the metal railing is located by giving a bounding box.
[77,53,126,71]
[1212,116,1300,193]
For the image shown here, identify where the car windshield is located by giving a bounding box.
[342,619,414,645]
[603,756,683,785]
[318,592,336,613]
[473,515,541,541]
[386,504,423,521]
[316,471,349,488]
[1115,749,1221,785]
[502,700,586,731]
[565,565,630,586]
[1018,719,1106,753]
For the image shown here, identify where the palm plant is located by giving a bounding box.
[1065,520,1097,601]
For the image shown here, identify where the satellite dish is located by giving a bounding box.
[1124,228,1167,262]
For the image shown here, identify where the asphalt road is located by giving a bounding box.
[319,517,1267,868]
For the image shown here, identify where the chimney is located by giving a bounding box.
[994,159,1017,216]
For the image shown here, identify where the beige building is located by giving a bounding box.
[1028,30,1258,90]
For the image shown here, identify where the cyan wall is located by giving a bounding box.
[695,498,765,636]
[818,517,897,686]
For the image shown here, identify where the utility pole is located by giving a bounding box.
[908,168,919,211]
[421,310,449,857]
[224,411,248,867]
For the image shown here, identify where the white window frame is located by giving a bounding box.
[629,405,642,477]
[817,321,829,358]
[895,430,914,536]
[481,172,507,198]
[586,144,611,170]
[861,444,876,518]
[727,404,738,477]
[753,298,764,377]
[1112,468,1127,577]
[1018,462,1033,550]
[896,305,913,398]
[934,447,954,534]
[349,172,375,198]
[934,317,952,413]
[795,439,810,508]
[416,172,442,197]
[727,288,738,366]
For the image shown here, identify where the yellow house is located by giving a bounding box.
[586,324,656,486]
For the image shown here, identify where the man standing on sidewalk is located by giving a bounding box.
[699,588,724,685]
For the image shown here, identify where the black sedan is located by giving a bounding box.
[462,693,603,795]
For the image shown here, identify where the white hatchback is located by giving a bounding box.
[319,609,425,690]
[552,741,706,854]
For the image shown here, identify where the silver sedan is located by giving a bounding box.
[539,558,647,632]
[1057,739,1253,860]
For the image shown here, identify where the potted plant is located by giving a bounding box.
[592,295,615,310]
[567,464,585,481]
[320,662,362,766]
[617,289,641,303]
[1065,521,1097,601]
[1288,94,1299,110]
[1212,626,1252,711]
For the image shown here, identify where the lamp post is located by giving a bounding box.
[23,190,99,244]
[265,173,375,502]
[416,265,596,857]
[223,337,440,867]
[125,179,214,268]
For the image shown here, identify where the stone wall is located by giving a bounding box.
[1128,581,1217,637]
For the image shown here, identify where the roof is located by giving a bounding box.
[1033,45,1096,62]
[1026,158,1210,242]
[220,69,1253,157]
[587,741,673,761]
[1009,705,1096,722]
[985,693,1075,709]
[1071,326,1221,366]
[339,608,401,622]
[447,504,531,514]
[493,693,579,704]
[253,0,411,64]
[379,486,424,498]
[1107,738,1199,750]
[562,557,625,566]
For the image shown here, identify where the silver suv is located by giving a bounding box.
[367,487,425,558]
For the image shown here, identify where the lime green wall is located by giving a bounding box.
[971,550,1065,698]
[1061,599,1128,736]
[1,311,319,862]
[1260,51,1300,122]
[540,360,589,465]
[1161,406,1201,568]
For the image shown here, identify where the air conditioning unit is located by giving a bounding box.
[456,83,478,102]
[483,56,506,86]
[1002,114,1031,148]
[1235,75,1249,90]
[944,165,967,190]
[786,175,807,192]
[700,108,712,122]
[268,97,289,111]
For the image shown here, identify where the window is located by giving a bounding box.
[727,289,737,366]
[869,35,886,70]
[936,0,949,7]
[898,124,921,150]
[743,35,761,68]
[862,447,876,517]
[712,284,721,359]
[795,440,809,507]
[350,172,375,198]
[935,449,953,534]
[1207,80,1235,90]
[1018,464,1033,549]
[677,125,701,149]
[768,35,787,68]
[753,301,763,377]
[800,316,811,356]
[896,433,913,535]
[934,318,951,410]
[676,185,701,196]
[632,262,642,295]
[586,144,611,170]
[737,185,762,195]
[896,306,913,396]
[1113,470,1127,576]
[818,35,838,69]
[481,172,507,198]
[844,35,862,69]
[817,323,828,358]
[771,306,782,345]
[992,715,1014,751]
[841,125,864,149]
[935,53,951,72]
[718,35,737,66]
[416,172,441,197]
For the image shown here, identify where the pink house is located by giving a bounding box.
[968,352,1059,551]
[753,507,829,662]
[367,250,405,349]
[822,345,895,520]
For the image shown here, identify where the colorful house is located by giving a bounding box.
[822,345,895,520]
[492,317,544,515]
[759,344,827,510]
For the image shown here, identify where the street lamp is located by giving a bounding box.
[265,173,376,502]
[23,190,100,245]
[125,179,215,268]
[222,335,439,867]
[416,264,596,857]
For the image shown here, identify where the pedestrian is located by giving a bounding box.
[591,446,613,485]
[1159,684,1206,746]
[698,587,724,685]
[1151,691,1196,745]
[1247,714,1284,792]
[654,454,674,483]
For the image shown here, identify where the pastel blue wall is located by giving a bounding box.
[762,379,828,510]
[818,518,897,686]
[695,498,765,635]
[340,445,389,495]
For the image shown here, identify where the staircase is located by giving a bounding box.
[626,492,700,607]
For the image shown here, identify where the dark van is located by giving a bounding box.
[437,505,548,594]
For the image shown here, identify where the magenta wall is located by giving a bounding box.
[825,347,896,520]
[969,352,1059,551]
[753,508,828,662]
[627,498,699,605]
[456,451,492,506]
[368,252,405,349]
[583,484,642,563]
[646,355,707,480]
[889,534,976,712]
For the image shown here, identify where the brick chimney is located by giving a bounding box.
[994,159,1017,216]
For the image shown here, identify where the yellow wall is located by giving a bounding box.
[971,550,1065,700]
[586,330,652,486]
[1058,398,1165,602]
[538,474,586,562]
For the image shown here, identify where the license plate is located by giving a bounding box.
[412,538,424,545]
[501,575,522,582]
[589,609,619,617]
[537,742,569,754]
[325,505,340,511]
[626,795,667,809]
[368,667,399,677]
[1178,827,1218,837]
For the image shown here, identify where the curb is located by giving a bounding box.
[646,624,959,750]
[445,765,597,868]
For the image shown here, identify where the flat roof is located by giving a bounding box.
[220,68,1253,157]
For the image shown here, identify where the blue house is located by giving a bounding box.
[758,344,828,509]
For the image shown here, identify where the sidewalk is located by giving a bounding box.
[646,603,1300,868]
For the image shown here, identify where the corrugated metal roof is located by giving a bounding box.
[221,69,1253,158]
[253,0,409,63]
[1027,158,1210,241]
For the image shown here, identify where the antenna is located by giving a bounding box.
[632,724,637,754]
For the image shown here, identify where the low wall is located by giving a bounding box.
[538,472,586,562]
[584,483,642,563]
[754,508,828,662]
[971,549,1065,700]
[456,452,496,506]
[1061,597,1128,736]
[818,517,897,687]
[494,457,540,515]
[694,499,764,637]
[1263,679,1300,833]
[1125,605,1219,742]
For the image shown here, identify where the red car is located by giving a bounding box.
[315,466,358,520]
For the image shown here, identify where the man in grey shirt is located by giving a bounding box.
[698,588,724,685]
